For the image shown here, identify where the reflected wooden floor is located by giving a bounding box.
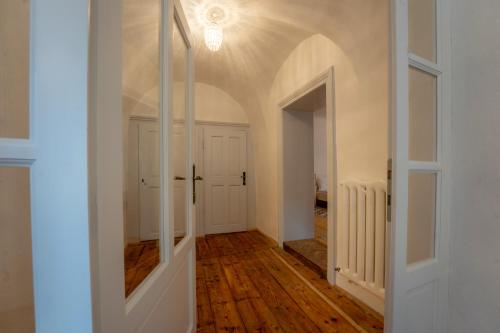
[124,237,185,297]
[196,231,384,333]
[124,240,159,297]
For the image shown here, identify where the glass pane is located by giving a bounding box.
[409,67,437,161]
[173,19,189,247]
[123,0,161,297]
[0,168,35,333]
[409,0,437,62]
[0,1,30,138]
[407,172,437,265]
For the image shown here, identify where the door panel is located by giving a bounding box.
[94,0,196,331]
[139,122,161,241]
[388,0,448,331]
[204,126,248,234]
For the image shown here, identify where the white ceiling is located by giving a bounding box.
[123,0,385,117]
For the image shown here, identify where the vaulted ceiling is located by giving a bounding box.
[123,0,386,117]
[181,0,382,111]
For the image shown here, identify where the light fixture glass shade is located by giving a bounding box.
[204,23,223,52]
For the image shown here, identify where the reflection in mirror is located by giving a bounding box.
[123,0,161,297]
[0,1,30,138]
[173,18,189,247]
[0,168,35,333]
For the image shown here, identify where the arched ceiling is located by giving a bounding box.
[124,0,384,120]
[180,0,381,110]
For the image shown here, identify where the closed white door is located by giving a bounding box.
[173,123,187,238]
[138,121,161,241]
[388,0,449,332]
[204,126,248,234]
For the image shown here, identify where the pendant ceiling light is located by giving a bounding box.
[204,6,225,52]
[204,23,223,52]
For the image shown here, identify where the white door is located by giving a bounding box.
[387,0,449,332]
[139,121,161,241]
[173,123,187,238]
[93,0,196,331]
[204,126,248,234]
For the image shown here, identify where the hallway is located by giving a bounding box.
[196,231,383,332]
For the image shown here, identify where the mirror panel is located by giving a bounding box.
[409,66,437,162]
[0,1,30,138]
[409,0,437,62]
[0,167,35,333]
[407,172,437,265]
[172,18,189,247]
[123,0,161,297]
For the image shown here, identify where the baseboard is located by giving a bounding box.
[336,273,385,315]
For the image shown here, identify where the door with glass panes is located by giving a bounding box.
[387,0,450,332]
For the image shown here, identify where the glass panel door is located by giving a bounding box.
[388,0,449,331]
[172,18,189,247]
[123,0,162,297]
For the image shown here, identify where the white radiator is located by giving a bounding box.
[338,180,388,300]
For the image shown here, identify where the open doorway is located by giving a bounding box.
[281,83,330,279]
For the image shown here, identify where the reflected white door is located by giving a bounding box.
[388,0,449,332]
[204,126,248,234]
[139,121,161,241]
[173,123,187,238]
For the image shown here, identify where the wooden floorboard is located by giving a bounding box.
[196,231,384,333]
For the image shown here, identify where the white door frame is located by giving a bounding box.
[386,0,451,331]
[277,67,338,284]
[90,0,196,331]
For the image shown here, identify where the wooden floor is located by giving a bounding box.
[197,231,384,333]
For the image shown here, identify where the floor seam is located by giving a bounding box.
[270,248,368,333]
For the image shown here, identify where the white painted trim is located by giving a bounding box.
[0,140,36,166]
[195,120,249,128]
[277,66,338,285]
[130,115,159,122]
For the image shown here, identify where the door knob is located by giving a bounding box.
[193,176,203,181]
[174,176,186,180]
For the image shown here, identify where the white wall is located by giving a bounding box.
[193,83,248,124]
[256,31,389,239]
[448,1,500,331]
[283,110,315,241]
[313,108,327,190]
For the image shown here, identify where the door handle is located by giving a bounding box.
[192,165,203,204]
[241,171,246,186]
[174,176,186,180]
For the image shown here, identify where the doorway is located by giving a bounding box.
[281,84,329,278]
[278,67,338,284]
